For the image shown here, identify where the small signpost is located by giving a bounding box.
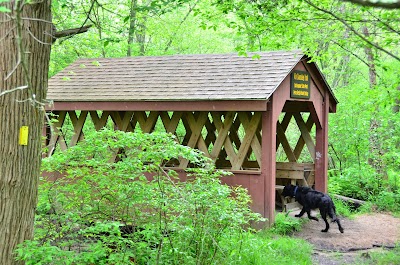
[291,70,310,99]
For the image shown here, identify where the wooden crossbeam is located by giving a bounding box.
[210,112,235,162]
[276,112,293,150]
[276,122,296,162]
[179,112,209,168]
[160,111,182,133]
[110,111,134,132]
[242,112,262,165]
[229,117,242,152]
[68,111,88,147]
[231,112,261,170]
[136,111,159,133]
[294,115,314,160]
[47,111,67,156]
[293,113,316,161]
[90,111,111,130]
[204,116,217,151]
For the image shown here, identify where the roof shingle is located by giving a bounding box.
[47,50,305,102]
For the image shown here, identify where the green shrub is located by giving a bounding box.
[373,190,400,212]
[17,129,264,264]
[270,212,304,235]
[331,198,353,218]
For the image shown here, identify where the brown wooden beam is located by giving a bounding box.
[46,100,269,112]
[315,90,330,192]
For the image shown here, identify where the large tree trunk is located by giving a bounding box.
[0,1,52,264]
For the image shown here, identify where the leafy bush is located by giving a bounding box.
[270,212,304,235]
[373,190,400,212]
[17,129,264,264]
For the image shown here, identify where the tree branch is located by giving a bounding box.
[341,0,400,9]
[54,25,92,40]
[304,0,400,62]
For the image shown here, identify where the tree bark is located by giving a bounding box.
[362,26,377,88]
[127,0,138,56]
[0,1,52,264]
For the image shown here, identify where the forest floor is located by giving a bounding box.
[290,211,400,265]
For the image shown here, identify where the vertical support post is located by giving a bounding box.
[262,105,277,226]
[315,92,329,192]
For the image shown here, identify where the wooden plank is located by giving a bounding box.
[232,112,261,170]
[229,117,242,151]
[315,89,330,192]
[168,111,182,133]
[180,114,192,146]
[280,112,293,131]
[204,116,216,149]
[306,171,315,187]
[276,112,292,151]
[110,111,134,131]
[47,100,269,112]
[263,108,277,225]
[210,112,234,161]
[276,164,305,171]
[276,170,304,180]
[143,111,159,133]
[276,122,296,162]
[187,112,210,157]
[108,112,135,161]
[235,112,262,167]
[294,113,316,161]
[179,112,208,168]
[293,115,314,159]
[90,111,111,130]
[69,111,88,147]
[135,111,147,132]
[47,111,67,156]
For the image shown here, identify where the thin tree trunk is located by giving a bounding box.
[0,1,52,264]
[127,0,138,56]
[362,26,377,87]
[362,26,386,179]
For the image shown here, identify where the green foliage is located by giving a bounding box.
[17,129,266,264]
[373,190,400,212]
[219,231,313,265]
[331,198,353,218]
[270,212,305,235]
[358,245,400,265]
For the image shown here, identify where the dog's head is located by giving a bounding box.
[281,184,297,198]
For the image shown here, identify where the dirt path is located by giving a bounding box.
[291,212,400,264]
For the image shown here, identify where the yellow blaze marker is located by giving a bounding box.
[19,126,29,145]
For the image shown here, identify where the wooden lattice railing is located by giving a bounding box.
[45,110,316,181]
[46,111,262,171]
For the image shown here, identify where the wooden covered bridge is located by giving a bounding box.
[45,50,337,224]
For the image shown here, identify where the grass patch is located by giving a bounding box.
[218,230,313,265]
[366,246,400,265]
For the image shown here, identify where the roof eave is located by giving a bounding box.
[45,99,270,112]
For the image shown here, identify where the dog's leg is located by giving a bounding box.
[295,208,306,218]
[335,218,344,233]
[320,211,329,232]
[306,209,319,222]
[329,204,344,233]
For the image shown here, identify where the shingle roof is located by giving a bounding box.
[47,50,306,102]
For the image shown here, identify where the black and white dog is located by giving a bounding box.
[282,184,344,233]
